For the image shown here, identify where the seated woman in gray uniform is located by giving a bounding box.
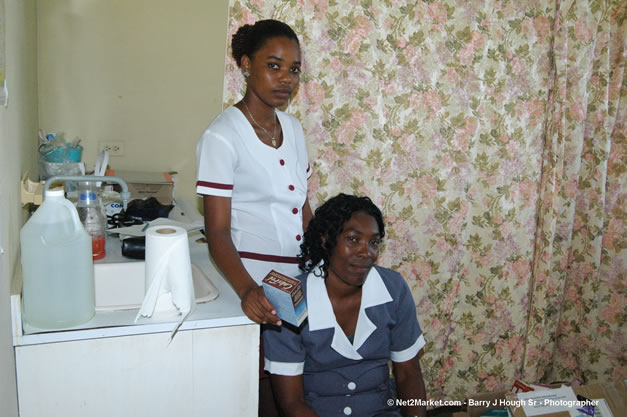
[263,193,427,417]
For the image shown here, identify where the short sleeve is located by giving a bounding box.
[390,277,425,363]
[195,127,237,197]
[263,324,306,376]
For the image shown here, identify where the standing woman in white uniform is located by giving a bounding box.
[196,20,312,327]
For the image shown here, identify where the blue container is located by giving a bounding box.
[67,146,83,162]
[41,145,83,163]
[42,147,66,162]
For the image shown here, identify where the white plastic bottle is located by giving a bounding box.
[20,188,95,329]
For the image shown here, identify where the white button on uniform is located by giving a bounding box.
[343,406,352,415]
[347,382,356,390]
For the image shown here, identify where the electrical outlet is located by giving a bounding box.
[98,141,125,156]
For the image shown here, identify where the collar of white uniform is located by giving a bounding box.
[306,263,393,360]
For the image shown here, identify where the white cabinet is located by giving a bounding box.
[15,325,259,417]
[13,235,260,416]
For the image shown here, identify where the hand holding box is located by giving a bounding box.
[262,270,307,327]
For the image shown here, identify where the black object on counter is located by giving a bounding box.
[125,197,173,221]
[121,237,146,260]
[108,211,143,229]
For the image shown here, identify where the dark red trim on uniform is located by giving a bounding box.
[239,251,300,264]
[196,180,233,190]
[306,164,311,173]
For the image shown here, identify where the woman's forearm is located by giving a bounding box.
[278,402,318,417]
[202,195,279,324]
[202,195,256,298]
[205,228,256,298]
[302,197,313,231]
[394,356,427,417]
[205,225,280,324]
[271,374,319,417]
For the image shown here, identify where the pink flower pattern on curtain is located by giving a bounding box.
[223,0,626,400]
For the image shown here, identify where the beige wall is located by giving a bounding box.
[37,0,229,207]
[0,0,39,415]
[0,1,230,412]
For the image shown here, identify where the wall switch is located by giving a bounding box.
[98,141,125,156]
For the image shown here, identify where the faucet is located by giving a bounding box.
[43,175,131,210]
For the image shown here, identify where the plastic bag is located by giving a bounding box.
[38,160,85,181]
[39,132,83,163]
[38,131,85,182]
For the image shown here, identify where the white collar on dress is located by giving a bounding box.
[307,264,393,360]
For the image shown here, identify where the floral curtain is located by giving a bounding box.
[224,0,626,401]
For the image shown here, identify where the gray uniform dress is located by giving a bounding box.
[264,265,426,417]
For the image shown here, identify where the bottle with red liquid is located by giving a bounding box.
[76,181,106,260]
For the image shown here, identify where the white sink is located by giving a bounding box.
[94,261,219,311]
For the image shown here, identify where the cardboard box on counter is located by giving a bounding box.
[108,170,175,205]
[457,380,625,417]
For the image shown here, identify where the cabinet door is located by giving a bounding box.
[15,325,259,417]
[192,325,260,416]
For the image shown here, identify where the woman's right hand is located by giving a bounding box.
[241,285,282,325]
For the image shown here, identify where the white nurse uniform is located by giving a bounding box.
[196,106,311,282]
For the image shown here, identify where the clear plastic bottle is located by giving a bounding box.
[20,188,95,329]
[76,181,107,260]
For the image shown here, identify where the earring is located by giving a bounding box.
[242,71,250,78]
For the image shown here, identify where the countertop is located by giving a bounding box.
[11,232,253,347]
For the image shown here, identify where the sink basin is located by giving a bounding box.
[94,261,219,311]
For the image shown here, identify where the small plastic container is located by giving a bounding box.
[76,181,107,260]
[20,188,95,329]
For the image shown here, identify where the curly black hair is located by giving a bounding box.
[298,193,385,277]
[231,19,299,68]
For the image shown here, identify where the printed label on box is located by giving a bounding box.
[262,270,307,327]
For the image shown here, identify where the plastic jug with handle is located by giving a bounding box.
[20,188,95,329]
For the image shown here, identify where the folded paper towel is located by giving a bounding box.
[135,225,196,340]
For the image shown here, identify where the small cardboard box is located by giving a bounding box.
[109,170,175,205]
[460,381,625,417]
[262,270,307,327]
[514,381,625,417]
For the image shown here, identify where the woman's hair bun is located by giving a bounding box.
[231,24,254,67]
[231,20,299,68]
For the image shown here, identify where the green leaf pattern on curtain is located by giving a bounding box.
[223,0,626,400]
[522,0,626,385]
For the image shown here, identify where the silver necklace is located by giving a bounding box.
[242,100,278,147]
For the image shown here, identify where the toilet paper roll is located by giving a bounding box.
[135,225,196,340]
